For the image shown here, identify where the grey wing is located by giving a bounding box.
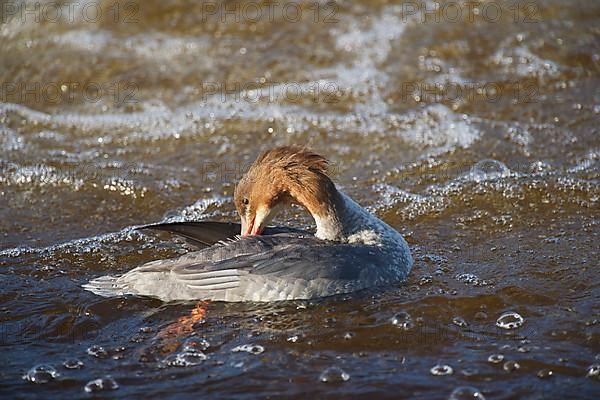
[168,236,405,301]
[87,234,409,302]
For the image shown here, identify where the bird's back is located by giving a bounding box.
[84,229,411,302]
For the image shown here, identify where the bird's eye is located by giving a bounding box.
[242,198,249,206]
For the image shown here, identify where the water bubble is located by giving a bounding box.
[496,312,525,329]
[111,346,126,360]
[130,335,145,343]
[449,386,486,400]
[469,159,510,182]
[431,364,454,376]
[183,337,210,352]
[84,376,119,393]
[530,161,552,173]
[537,368,553,378]
[586,364,600,379]
[319,366,350,383]
[452,316,468,328]
[455,273,489,286]
[487,354,504,364]
[164,351,207,367]
[23,365,59,384]
[503,360,520,372]
[87,345,108,358]
[63,359,84,369]
[517,345,532,353]
[231,344,265,355]
[391,311,414,330]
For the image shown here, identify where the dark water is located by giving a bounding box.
[1,0,599,398]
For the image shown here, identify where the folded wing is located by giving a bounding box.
[85,233,399,301]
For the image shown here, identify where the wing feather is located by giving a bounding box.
[88,232,406,301]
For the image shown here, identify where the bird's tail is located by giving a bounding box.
[82,275,127,297]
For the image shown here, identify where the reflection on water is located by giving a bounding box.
[1,0,599,398]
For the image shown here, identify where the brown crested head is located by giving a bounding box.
[234,146,339,236]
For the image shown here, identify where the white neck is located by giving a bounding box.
[314,213,344,241]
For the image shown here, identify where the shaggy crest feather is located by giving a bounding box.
[234,146,342,238]
[253,146,330,178]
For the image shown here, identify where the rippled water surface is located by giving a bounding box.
[1,0,599,398]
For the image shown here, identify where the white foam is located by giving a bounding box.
[491,45,560,78]
[374,151,600,222]
[0,126,25,151]
[1,2,480,157]
[568,149,600,173]
[391,104,479,152]
[164,195,230,223]
[0,162,85,190]
[1,0,101,39]
[53,29,213,62]
[0,194,228,257]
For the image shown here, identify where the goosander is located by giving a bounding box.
[84,146,413,302]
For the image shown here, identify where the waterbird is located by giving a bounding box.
[84,146,413,302]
